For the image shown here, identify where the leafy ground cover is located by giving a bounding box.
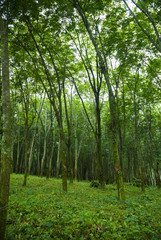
[6,174,161,239]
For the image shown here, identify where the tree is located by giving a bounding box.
[72,0,125,200]
[0,2,12,238]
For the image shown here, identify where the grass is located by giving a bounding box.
[6,174,161,239]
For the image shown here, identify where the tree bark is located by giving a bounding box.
[63,82,73,183]
[56,138,61,178]
[59,127,67,192]
[0,12,12,239]
[96,99,105,186]
[23,119,29,186]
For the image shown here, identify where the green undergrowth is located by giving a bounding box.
[6,174,161,240]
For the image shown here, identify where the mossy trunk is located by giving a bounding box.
[110,98,125,200]
[0,14,12,239]
[112,142,125,200]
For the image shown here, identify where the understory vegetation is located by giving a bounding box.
[6,174,161,240]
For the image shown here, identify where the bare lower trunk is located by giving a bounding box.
[49,141,55,178]
[96,102,105,186]
[0,13,12,239]
[37,129,40,176]
[59,129,67,192]
[56,139,61,178]
[40,135,47,177]
[23,122,29,186]
[110,99,125,200]
[68,141,73,183]
[75,134,78,181]
[96,136,105,186]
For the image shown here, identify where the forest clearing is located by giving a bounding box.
[6,174,161,240]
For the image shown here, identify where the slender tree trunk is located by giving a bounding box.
[0,12,12,239]
[46,149,50,179]
[40,109,49,177]
[96,99,105,186]
[68,138,73,183]
[16,109,21,174]
[74,118,78,181]
[63,82,73,184]
[23,120,29,186]
[16,135,20,174]
[74,116,84,182]
[40,134,47,177]
[37,129,41,176]
[59,126,67,192]
[48,140,55,178]
[92,140,97,180]
[20,146,24,174]
[56,138,61,178]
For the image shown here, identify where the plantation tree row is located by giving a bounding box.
[0,0,161,237]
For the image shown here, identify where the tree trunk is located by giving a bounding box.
[96,99,105,186]
[59,128,67,192]
[110,99,125,200]
[37,128,41,176]
[74,120,78,181]
[63,82,73,184]
[0,13,12,239]
[40,134,47,177]
[48,141,55,178]
[74,116,84,182]
[56,139,61,178]
[23,120,29,186]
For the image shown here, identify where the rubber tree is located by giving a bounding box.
[63,80,73,183]
[0,5,13,239]
[72,0,125,200]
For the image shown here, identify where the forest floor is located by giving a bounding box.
[6,174,161,240]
